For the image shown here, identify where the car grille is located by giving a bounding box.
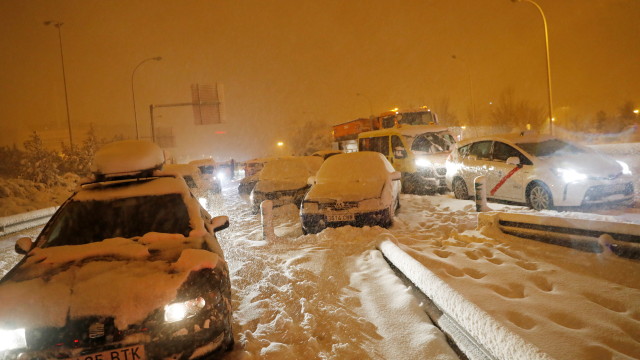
[26,316,127,350]
[319,201,359,211]
[589,172,621,181]
[584,182,634,202]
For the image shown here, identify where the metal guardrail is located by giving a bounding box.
[0,207,57,237]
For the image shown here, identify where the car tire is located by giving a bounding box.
[527,183,554,210]
[452,178,469,200]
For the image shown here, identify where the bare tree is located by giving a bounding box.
[491,88,544,132]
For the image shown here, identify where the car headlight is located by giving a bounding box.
[0,328,26,351]
[415,158,432,168]
[553,168,587,183]
[164,297,206,323]
[217,172,226,181]
[616,160,632,175]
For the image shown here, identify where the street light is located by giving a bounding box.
[132,56,162,140]
[356,93,373,117]
[511,0,554,135]
[44,20,73,147]
[451,54,476,125]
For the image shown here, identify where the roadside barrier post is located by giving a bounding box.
[261,200,276,241]
[474,176,491,212]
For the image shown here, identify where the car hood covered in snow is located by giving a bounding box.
[306,180,384,203]
[254,178,308,193]
[0,233,220,330]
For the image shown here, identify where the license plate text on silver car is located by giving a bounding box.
[327,213,355,222]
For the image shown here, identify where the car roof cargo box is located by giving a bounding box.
[89,140,165,181]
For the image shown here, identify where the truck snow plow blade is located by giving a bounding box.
[478,212,640,259]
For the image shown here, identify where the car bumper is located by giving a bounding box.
[300,208,390,234]
[552,180,634,207]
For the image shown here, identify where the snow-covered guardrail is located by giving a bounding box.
[378,240,553,360]
[478,212,640,259]
[0,207,57,237]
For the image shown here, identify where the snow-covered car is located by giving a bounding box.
[238,157,274,195]
[162,163,220,198]
[0,140,234,359]
[300,151,401,234]
[250,156,323,213]
[445,132,635,210]
[188,159,223,193]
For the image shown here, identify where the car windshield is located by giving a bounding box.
[410,132,455,153]
[517,139,586,157]
[41,193,191,247]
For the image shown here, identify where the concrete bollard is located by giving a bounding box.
[474,176,492,212]
[261,200,276,241]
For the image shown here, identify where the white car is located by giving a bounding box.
[250,156,323,213]
[300,151,401,234]
[445,133,634,210]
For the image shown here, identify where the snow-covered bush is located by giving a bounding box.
[19,132,61,187]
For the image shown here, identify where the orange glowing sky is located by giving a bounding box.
[0,0,638,160]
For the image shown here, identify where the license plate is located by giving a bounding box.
[327,213,355,222]
[73,345,146,360]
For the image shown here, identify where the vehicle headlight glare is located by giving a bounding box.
[217,172,226,181]
[0,328,26,351]
[415,158,432,168]
[164,297,206,323]
[555,168,587,183]
[616,160,632,175]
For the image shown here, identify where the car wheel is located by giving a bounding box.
[528,183,554,210]
[452,178,469,200]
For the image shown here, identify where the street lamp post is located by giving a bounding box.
[356,93,373,117]
[451,55,476,126]
[511,0,554,135]
[132,57,162,140]
[44,21,73,147]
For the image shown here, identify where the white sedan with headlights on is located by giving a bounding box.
[300,151,402,234]
[445,133,634,210]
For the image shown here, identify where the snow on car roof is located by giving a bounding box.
[90,140,165,176]
[359,124,451,138]
[316,152,394,183]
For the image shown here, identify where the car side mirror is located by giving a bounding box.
[307,176,317,186]
[506,156,521,166]
[391,171,402,181]
[211,216,230,232]
[15,237,33,255]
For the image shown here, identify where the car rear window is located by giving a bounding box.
[41,194,192,247]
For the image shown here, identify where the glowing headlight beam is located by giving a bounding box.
[415,158,432,168]
[555,168,587,183]
[617,160,632,175]
[164,297,206,323]
[0,328,26,351]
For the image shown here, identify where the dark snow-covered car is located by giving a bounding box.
[250,156,323,213]
[445,133,635,210]
[188,159,223,194]
[0,140,233,360]
[238,157,274,195]
[300,151,401,234]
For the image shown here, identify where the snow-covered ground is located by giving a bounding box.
[200,182,639,360]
